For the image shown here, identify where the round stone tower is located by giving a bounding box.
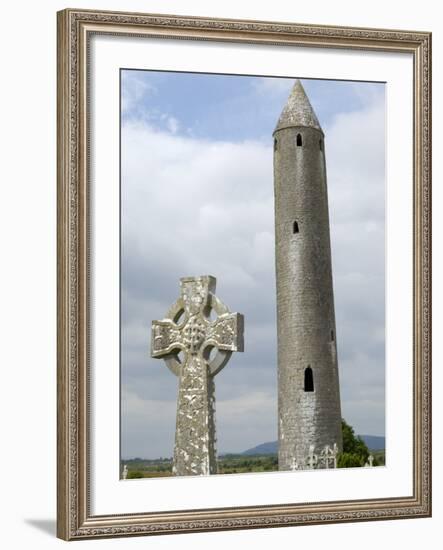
[273,80,342,470]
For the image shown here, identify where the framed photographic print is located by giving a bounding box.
[57,8,431,540]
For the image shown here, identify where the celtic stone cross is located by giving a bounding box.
[319,443,338,469]
[151,275,244,476]
[305,445,318,469]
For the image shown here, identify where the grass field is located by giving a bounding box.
[123,455,278,478]
[123,450,385,478]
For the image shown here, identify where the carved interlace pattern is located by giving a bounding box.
[153,324,180,352]
[63,9,431,538]
[208,317,236,347]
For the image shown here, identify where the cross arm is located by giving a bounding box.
[206,312,244,352]
[151,319,182,358]
[151,319,184,377]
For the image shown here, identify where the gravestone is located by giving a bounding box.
[151,275,244,476]
[365,455,374,467]
[318,443,338,469]
[305,445,319,469]
[302,443,339,470]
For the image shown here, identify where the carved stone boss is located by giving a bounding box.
[151,276,244,476]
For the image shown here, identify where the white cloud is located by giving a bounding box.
[121,122,274,292]
[165,115,179,134]
[252,77,294,96]
[217,391,276,453]
[326,98,385,226]
[324,94,385,438]
[121,388,177,459]
[121,73,157,117]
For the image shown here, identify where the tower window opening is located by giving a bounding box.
[304,367,314,392]
[293,221,299,234]
[331,329,334,341]
[296,133,303,147]
[274,138,278,152]
[319,139,323,151]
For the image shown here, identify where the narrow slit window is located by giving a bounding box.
[304,367,314,392]
[319,139,323,151]
[293,221,299,234]
[296,133,303,147]
[331,329,334,341]
[274,138,278,152]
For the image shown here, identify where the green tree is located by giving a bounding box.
[338,419,377,468]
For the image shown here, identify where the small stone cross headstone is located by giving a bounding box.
[332,443,338,468]
[306,445,318,469]
[151,276,244,476]
[319,443,339,469]
[365,455,374,467]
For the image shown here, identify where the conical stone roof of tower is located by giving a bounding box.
[274,79,323,135]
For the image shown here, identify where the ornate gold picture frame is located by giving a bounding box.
[57,8,431,540]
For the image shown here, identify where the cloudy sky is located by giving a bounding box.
[120,70,385,460]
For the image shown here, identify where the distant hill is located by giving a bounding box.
[242,441,277,455]
[242,435,385,455]
[358,435,385,451]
